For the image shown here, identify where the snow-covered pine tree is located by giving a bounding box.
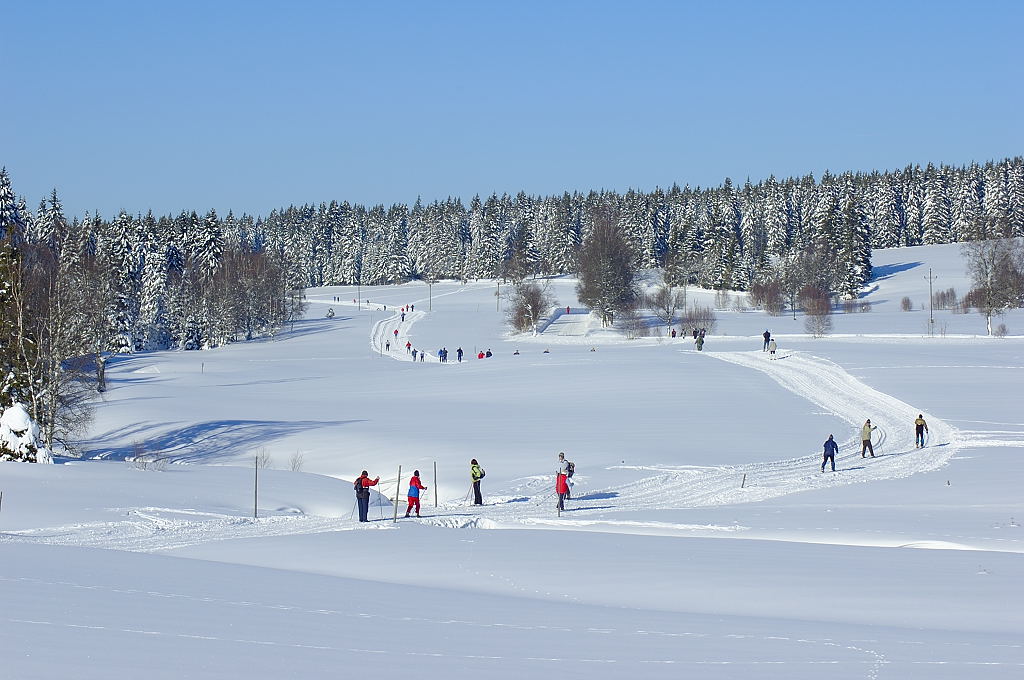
[922,164,952,244]
[952,167,984,242]
[0,402,52,463]
[1004,159,1024,238]
[138,211,170,350]
[983,162,1012,239]
[838,194,871,298]
[0,168,26,243]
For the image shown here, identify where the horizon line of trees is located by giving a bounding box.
[3,155,1024,457]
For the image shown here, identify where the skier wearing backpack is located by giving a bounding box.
[556,452,570,511]
[354,471,380,522]
[405,470,427,517]
[914,414,929,448]
[470,459,485,505]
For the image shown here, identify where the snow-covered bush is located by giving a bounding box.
[0,403,53,463]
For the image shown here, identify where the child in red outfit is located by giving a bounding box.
[405,470,427,517]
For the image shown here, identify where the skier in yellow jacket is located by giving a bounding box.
[861,419,877,457]
[914,415,929,448]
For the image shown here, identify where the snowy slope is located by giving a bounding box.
[2,244,1022,679]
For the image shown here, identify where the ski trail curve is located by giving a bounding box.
[369,284,479,360]
[586,349,959,510]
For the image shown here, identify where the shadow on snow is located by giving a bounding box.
[80,418,362,464]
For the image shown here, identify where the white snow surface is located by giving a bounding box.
[2,243,1023,679]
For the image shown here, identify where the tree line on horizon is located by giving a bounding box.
[2,157,1024,457]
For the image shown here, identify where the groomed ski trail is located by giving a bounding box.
[571,349,959,512]
[1,349,965,553]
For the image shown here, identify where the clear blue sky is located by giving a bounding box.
[3,0,1022,219]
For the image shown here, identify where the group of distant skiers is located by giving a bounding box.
[821,415,929,472]
[354,452,576,521]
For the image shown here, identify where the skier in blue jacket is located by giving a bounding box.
[822,434,838,472]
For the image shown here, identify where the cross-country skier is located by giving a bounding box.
[914,414,929,448]
[861,419,877,457]
[405,470,427,517]
[768,338,777,359]
[822,434,838,472]
[470,459,484,505]
[457,347,464,362]
[763,329,771,351]
[556,452,570,511]
[354,471,380,522]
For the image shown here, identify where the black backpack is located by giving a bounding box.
[566,461,575,477]
[353,478,362,492]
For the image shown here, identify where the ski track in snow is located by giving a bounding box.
[7,340,1015,559]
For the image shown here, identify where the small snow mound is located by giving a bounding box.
[133,365,162,374]
[0,403,33,432]
[423,516,502,530]
[0,403,51,464]
[899,540,974,551]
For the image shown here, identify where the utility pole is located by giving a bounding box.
[925,268,937,335]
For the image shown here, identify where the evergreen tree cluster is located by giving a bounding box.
[1,167,305,452]
[261,157,1024,300]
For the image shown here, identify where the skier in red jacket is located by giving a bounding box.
[405,470,427,517]
[556,452,570,511]
[354,471,379,522]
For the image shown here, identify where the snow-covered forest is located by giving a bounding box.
[3,157,1023,354]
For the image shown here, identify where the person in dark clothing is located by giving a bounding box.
[692,328,698,339]
[822,435,838,472]
[763,330,771,351]
[470,459,484,505]
[914,414,929,448]
[457,347,463,362]
[354,471,380,522]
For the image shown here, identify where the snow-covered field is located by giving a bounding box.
[2,243,1023,679]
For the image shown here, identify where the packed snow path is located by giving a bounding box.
[3,347,967,555]
[453,349,960,519]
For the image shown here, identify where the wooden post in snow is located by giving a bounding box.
[254,454,259,518]
[433,461,438,508]
[741,473,747,489]
[392,465,402,522]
